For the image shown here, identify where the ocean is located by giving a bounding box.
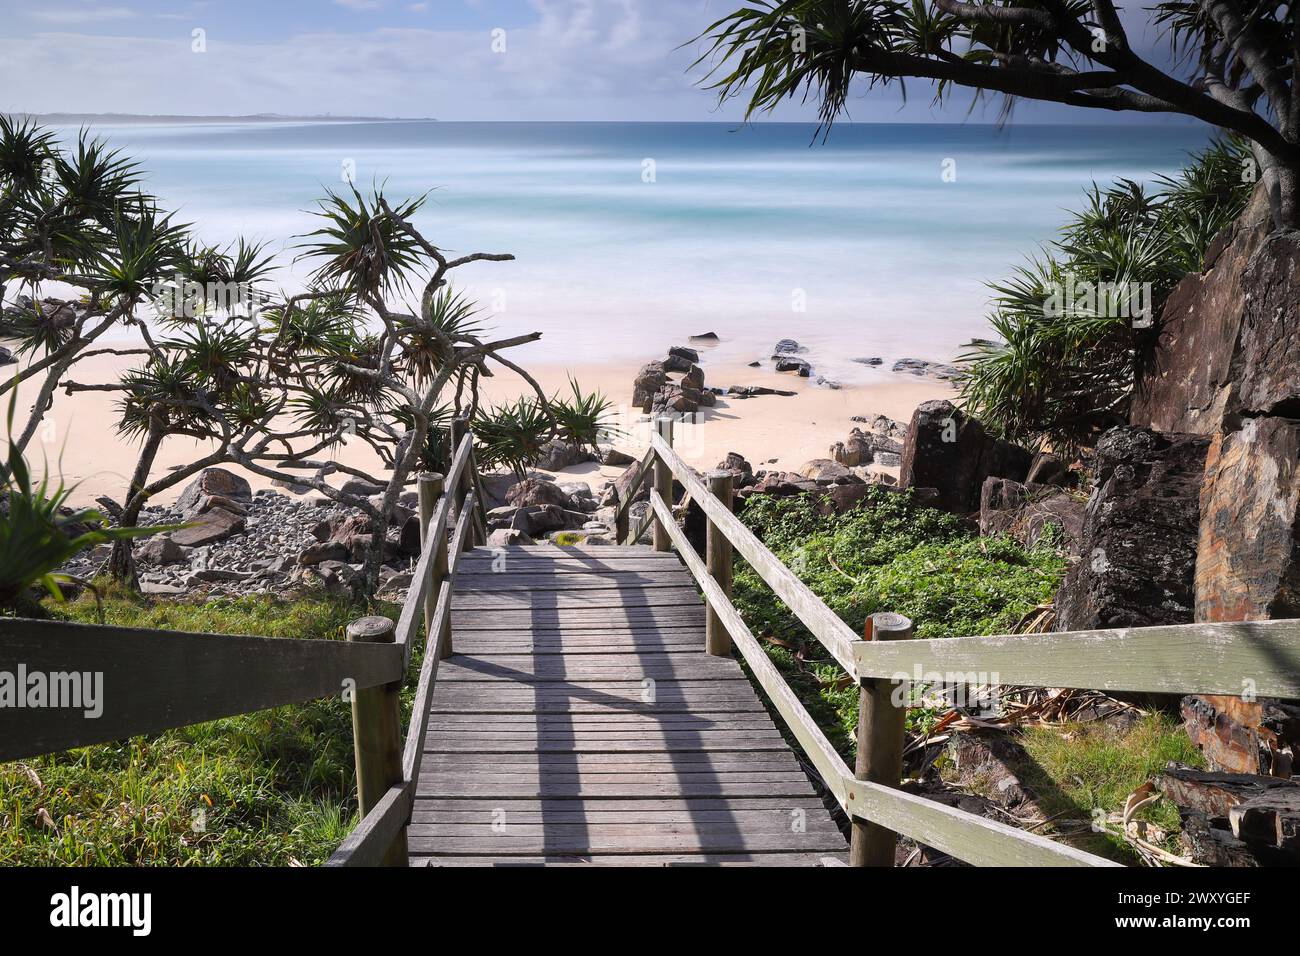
[63,119,1210,385]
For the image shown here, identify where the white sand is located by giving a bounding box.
[10,351,953,506]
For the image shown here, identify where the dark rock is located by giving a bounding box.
[298,541,350,565]
[774,356,812,376]
[668,345,700,363]
[725,385,796,398]
[535,440,594,471]
[137,535,185,565]
[689,332,719,342]
[174,468,252,520]
[632,361,668,412]
[340,479,384,498]
[0,346,13,366]
[747,361,760,368]
[479,472,517,510]
[979,477,1085,552]
[898,401,1031,513]
[601,447,636,467]
[662,352,694,374]
[507,478,573,510]
[892,357,962,381]
[772,339,802,355]
[852,356,883,366]
[716,452,753,480]
[1180,693,1300,775]
[814,376,841,390]
[171,507,246,547]
[1054,427,1209,632]
[1196,415,1300,622]
[799,459,859,485]
[399,513,424,556]
[1024,451,1073,487]
[487,528,535,547]
[652,385,698,415]
[1131,187,1273,434]
[680,364,705,390]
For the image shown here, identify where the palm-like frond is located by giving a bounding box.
[296,186,429,297]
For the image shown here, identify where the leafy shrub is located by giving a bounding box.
[958,136,1254,454]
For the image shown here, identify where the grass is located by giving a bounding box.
[1015,713,1206,861]
[731,489,1201,863]
[0,587,407,866]
[733,489,1066,757]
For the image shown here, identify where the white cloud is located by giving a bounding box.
[30,6,137,23]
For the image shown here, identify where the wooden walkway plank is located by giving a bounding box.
[414,545,848,865]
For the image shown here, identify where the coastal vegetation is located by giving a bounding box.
[0,590,400,865]
[957,137,1255,452]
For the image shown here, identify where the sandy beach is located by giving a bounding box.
[11,349,953,507]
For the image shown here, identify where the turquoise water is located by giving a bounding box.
[73,120,1210,382]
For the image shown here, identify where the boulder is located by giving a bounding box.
[479,472,517,510]
[726,385,796,398]
[632,362,668,412]
[536,440,593,471]
[398,513,424,556]
[601,447,636,467]
[892,358,962,381]
[171,507,245,547]
[298,541,350,565]
[1054,427,1209,632]
[340,479,384,498]
[772,339,802,355]
[507,478,573,510]
[1196,415,1300,622]
[1131,186,1279,434]
[137,535,186,565]
[668,345,700,364]
[174,468,252,520]
[486,528,536,547]
[979,477,1085,552]
[898,400,1031,512]
[681,364,705,390]
[1024,451,1073,486]
[716,452,753,481]
[773,356,812,377]
[689,332,719,343]
[663,352,694,374]
[652,385,698,415]
[799,459,858,485]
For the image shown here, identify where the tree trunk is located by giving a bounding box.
[108,420,166,589]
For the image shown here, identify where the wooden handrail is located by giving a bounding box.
[649,430,861,676]
[855,619,1300,699]
[643,432,1128,868]
[613,446,655,544]
[0,618,403,762]
[324,783,412,868]
[395,483,453,665]
[402,491,475,783]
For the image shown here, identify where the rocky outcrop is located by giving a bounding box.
[632,362,667,412]
[830,424,903,468]
[535,440,596,471]
[174,468,252,520]
[898,401,1031,512]
[1131,187,1276,435]
[507,477,574,510]
[1196,416,1300,622]
[979,477,1085,553]
[892,357,961,381]
[1054,427,1209,631]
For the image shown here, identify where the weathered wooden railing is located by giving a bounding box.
[0,418,489,868]
[641,418,1300,868]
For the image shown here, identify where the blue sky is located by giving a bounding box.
[0,0,1200,125]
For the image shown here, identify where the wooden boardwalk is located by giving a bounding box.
[410,545,849,866]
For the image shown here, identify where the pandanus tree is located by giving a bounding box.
[692,0,1300,228]
[64,185,556,593]
[4,118,558,595]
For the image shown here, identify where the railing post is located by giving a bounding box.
[449,415,481,547]
[615,489,630,545]
[850,611,912,867]
[705,469,734,657]
[418,472,451,658]
[346,615,408,867]
[652,417,674,553]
